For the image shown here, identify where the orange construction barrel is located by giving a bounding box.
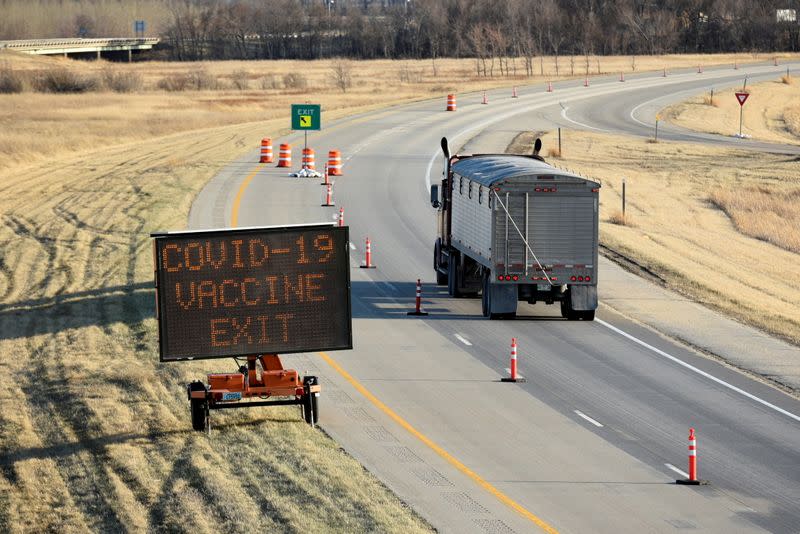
[446,94,457,111]
[259,138,273,163]
[327,150,342,176]
[277,144,292,167]
[301,147,315,170]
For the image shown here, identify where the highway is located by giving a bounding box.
[189,61,800,533]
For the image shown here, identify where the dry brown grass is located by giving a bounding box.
[781,74,794,85]
[0,118,433,533]
[607,209,637,227]
[665,78,800,144]
[1,50,797,174]
[709,187,800,253]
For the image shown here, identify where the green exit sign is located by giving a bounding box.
[291,104,321,131]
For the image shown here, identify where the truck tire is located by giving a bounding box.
[448,252,463,297]
[481,273,490,317]
[561,294,579,321]
[303,376,319,425]
[580,310,595,321]
[434,240,447,286]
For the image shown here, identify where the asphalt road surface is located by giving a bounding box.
[189,61,800,533]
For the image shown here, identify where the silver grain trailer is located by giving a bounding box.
[431,138,600,319]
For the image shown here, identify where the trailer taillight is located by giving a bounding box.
[578,276,584,281]
[497,275,504,281]
[505,275,512,281]
[534,187,557,193]
[585,276,591,282]
[571,276,577,281]
[512,275,519,281]
[592,188,600,192]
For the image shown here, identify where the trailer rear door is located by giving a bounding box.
[530,193,596,266]
[493,187,597,274]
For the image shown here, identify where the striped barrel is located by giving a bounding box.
[277,143,291,167]
[446,94,456,111]
[302,147,315,170]
[327,150,342,176]
[259,138,273,163]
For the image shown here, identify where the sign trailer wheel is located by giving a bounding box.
[303,376,319,426]
[188,381,208,432]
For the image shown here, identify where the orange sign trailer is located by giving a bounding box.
[188,354,320,431]
[152,223,351,433]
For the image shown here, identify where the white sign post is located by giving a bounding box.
[735,92,749,138]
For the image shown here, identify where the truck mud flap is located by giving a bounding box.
[487,283,517,316]
[570,285,597,311]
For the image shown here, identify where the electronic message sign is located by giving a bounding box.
[151,224,351,362]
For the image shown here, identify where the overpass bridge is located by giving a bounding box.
[0,38,159,61]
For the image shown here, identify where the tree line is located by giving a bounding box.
[162,0,800,64]
[1,0,797,64]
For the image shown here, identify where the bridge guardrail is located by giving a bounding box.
[0,38,159,50]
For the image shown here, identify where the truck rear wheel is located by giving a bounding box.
[448,252,463,297]
[561,295,579,320]
[434,240,447,286]
[481,273,490,317]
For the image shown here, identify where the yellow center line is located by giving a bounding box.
[231,163,264,227]
[231,140,555,532]
[318,351,559,534]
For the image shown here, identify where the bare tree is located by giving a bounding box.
[331,59,352,92]
[469,24,488,77]
[144,0,800,63]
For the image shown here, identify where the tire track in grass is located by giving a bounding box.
[20,333,127,533]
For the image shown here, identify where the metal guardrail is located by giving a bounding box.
[0,38,159,51]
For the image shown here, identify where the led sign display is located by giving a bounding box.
[152,224,351,361]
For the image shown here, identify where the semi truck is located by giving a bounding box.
[431,137,600,320]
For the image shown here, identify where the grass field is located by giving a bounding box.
[1,51,799,531]
[2,49,796,171]
[663,77,800,144]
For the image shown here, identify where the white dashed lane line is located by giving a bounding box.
[454,334,472,346]
[574,410,604,428]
